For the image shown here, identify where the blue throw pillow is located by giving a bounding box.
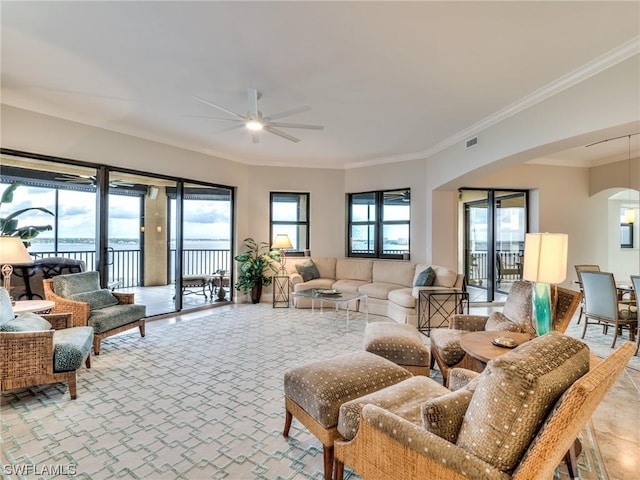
[296,260,321,282]
[1,312,52,332]
[415,267,436,287]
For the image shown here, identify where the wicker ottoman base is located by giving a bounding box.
[283,351,412,480]
[363,322,431,376]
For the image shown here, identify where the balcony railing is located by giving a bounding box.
[32,248,231,288]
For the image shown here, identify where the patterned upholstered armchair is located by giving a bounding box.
[44,271,146,355]
[334,333,635,480]
[430,281,582,385]
[0,287,93,399]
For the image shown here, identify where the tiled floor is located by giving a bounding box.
[147,303,640,479]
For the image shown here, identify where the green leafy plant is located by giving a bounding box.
[0,182,54,246]
[233,237,281,294]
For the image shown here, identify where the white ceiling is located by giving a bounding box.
[1,1,639,169]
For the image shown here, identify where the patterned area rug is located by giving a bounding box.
[1,305,608,479]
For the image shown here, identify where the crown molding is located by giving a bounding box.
[345,36,640,170]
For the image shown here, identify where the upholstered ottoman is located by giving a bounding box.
[363,322,431,376]
[283,351,412,480]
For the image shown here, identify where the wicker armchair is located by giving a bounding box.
[334,334,635,480]
[43,271,146,355]
[430,281,582,385]
[0,287,93,399]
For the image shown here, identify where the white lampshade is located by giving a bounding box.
[0,236,33,265]
[271,234,293,250]
[522,233,568,284]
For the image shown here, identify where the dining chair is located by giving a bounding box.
[581,271,637,348]
[630,275,640,355]
[574,264,601,324]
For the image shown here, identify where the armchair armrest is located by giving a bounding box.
[0,330,55,380]
[448,368,481,391]
[450,314,488,331]
[113,292,135,305]
[289,273,303,287]
[343,404,506,480]
[42,312,73,330]
[43,279,90,326]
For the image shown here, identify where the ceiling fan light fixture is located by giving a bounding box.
[246,120,263,131]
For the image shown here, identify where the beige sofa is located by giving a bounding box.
[285,257,465,327]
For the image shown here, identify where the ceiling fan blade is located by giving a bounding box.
[193,95,246,120]
[184,115,245,123]
[251,131,260,144]
[264,126,300,143]
[247,89,259,121]
[268,121,324,130]
[263,105,311,121]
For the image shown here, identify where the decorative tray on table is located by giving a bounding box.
[492,337,518,348]
[315,289,340,296]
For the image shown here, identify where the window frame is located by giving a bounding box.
[347,188,410,259]
[270,192,310,256]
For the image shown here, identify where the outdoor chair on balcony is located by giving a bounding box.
[44,271,146,355]
[496,252,523,281]
[0,287,93,399]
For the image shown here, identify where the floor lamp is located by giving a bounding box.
[0,236,34,304]
[271,234,293,274]
[522,233,568,336]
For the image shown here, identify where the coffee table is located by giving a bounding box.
[292,289,368,324]
[460,330,533,373]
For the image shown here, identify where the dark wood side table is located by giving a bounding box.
[418,289,469,335]
[272,275,290,308]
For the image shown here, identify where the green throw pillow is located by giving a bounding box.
[415,267,436,286]
[68,289,119,310]
[1,312,52,332]
[296,260,321,282]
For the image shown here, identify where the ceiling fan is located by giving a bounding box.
[54,174,135,188]
[193,89,324,143]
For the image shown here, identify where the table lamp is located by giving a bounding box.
[271,234,293,274]
[522,233,568,336]
[0,236,34,304]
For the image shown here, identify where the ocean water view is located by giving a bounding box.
[27,239,231,253]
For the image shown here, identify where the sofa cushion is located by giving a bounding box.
[68,289,119,310]
[0,287,16,327]
[295,260,321,282]
[372,261,415,287]
[292,279,334,292]
[1,312,52,332]
[358,282,404,300]
[53,326,94,372]
[53,271,101,297]
[422,388,474,443]
[502,280,535,334]
[336,259,373,282]
[429,328,467,366]
[338,376,449,441]
[332,279,369,294]
[484,311,522,332]
[456,332,590,472]
[309,257,337,279]
[387,288,415,309]
[88,304,146,334]
[414,267,436,286]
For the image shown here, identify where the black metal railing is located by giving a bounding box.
[467,250,523,288]
[32,248,231,289]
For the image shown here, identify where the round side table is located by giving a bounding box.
[13,300,56,315]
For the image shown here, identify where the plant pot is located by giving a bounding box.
[250,284,262,304]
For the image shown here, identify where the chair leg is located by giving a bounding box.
[334,459,344,480]
[283,408,293,437]
[68,373,77,400]
[611,323,619,348]
[139,320,146,338]
[93,337,101,356]
[85,354,91,369]
[563,440,580,480]
[576,306,583,325]
[323,445,334,480]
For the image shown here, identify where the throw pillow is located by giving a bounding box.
[414,266,436,287]
[53,271,101,297]
[68,289,119,310]
[484,311,522,332]
[296,260,321,282]
[1,312,52,332]
[422,388,474,443]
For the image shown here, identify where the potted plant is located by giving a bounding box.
[1,182,54,246]
[234,237,281,303]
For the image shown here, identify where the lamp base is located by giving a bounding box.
[532,282,552,336]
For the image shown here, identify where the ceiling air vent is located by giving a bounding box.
[466,136,478,149]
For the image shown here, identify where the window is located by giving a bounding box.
[348,189,410,259]
[270,192,310,255]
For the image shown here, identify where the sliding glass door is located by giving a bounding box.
[461,189,527,303]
